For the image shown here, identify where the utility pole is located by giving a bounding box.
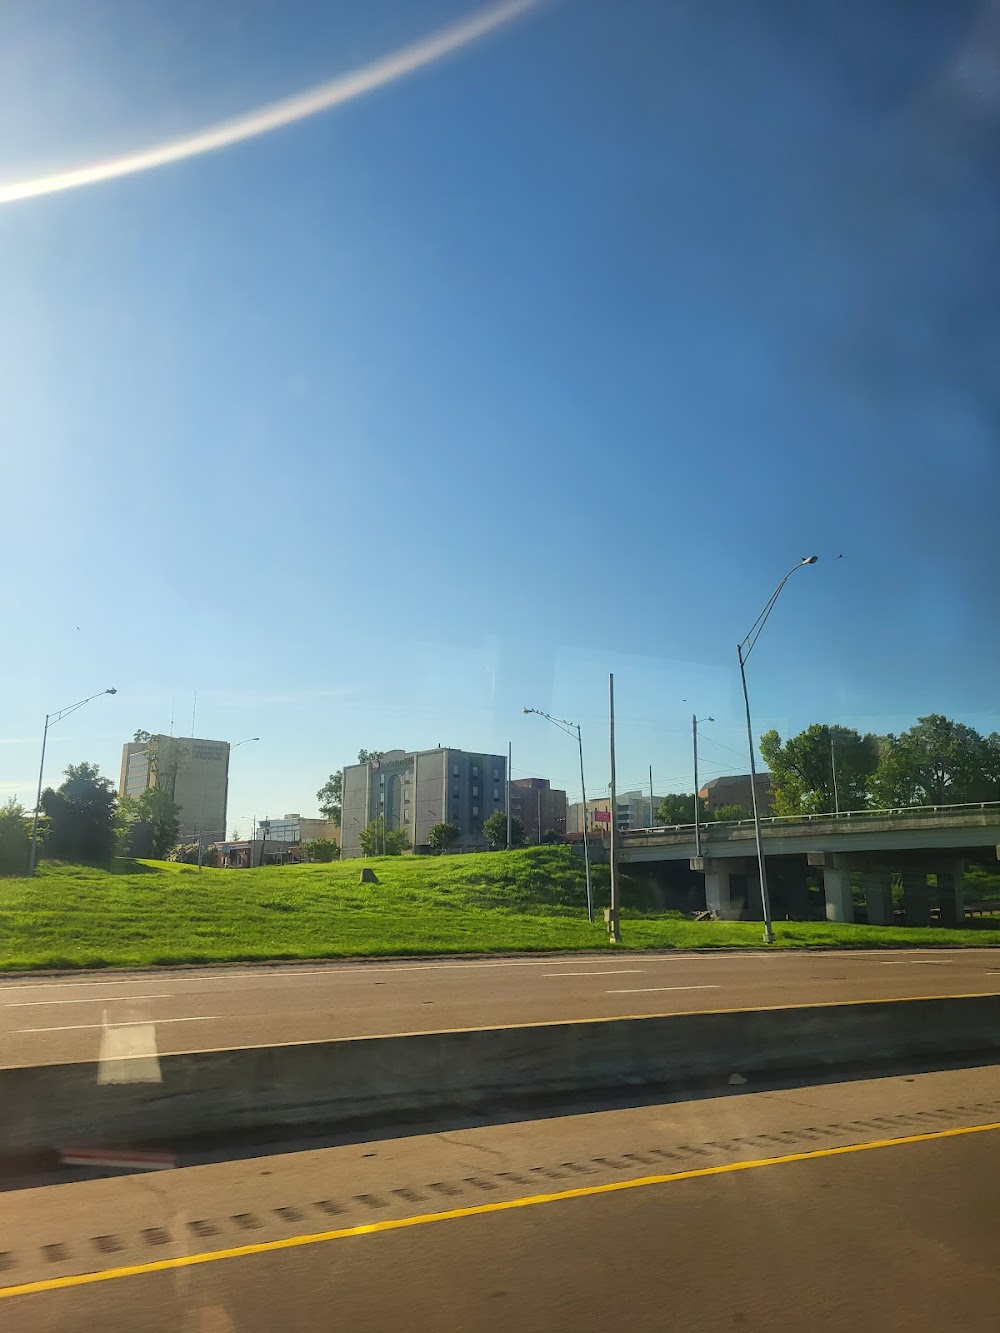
[506,741,512,849]
[831,728,841,815]
[693,714,702,858]
[537,787,541,844]
[608,673,621,943]
[648,764,654,829]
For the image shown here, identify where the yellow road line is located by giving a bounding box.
[2,1118,999,1302]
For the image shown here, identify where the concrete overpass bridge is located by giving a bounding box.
[613,803,1000,925]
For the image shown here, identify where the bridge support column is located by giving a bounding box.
[864,871,894,927]
[700,860,741,920]
[902,870,931,926]
[807,852,854,923]
[934,861,965,927]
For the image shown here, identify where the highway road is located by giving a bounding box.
[1,1063,998,1330]
[2,948,1000,1066]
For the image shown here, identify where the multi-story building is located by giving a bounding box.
[508,778,568,843]
[700,774,773,816]
[255,814,340,845]
[119,735,230,845]
[568,791,663,834]
[567,797,611,834]
[340,747,507,858]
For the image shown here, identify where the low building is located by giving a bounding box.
[699,774,773,816]
[508,778,568,843]
[217,839,300,868]
[255,814,339,846]
[340,746,508,858]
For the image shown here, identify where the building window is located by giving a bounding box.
[452,808,460,821]
[453,765,459,776]
[403,792,410,803]
[472,786,478,797]
[472,805,478,816]
[493,788,499,800]
[472,765,479,777]
[453,785,459,797]
[493,769,499,781]
[403,810,410,822]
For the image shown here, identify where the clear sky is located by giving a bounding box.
[1,0,998,833]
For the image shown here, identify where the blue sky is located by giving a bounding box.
[1,0,998,833]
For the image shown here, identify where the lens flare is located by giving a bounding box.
[0,0,542,206]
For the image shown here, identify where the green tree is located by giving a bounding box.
[427,822,461,852]
[136,787,181,858]
[871,715,998,808]
[713,803,752,822]
[358,816,408,856]
[357,749,384,764]
[40,762,117,863]
[0,797,31,875]
[656,793,709,826]
[316,771,343,826]
[305,838,340,862]
[482,811,525,849]
[759,725,880,815]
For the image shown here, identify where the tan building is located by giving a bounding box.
[119,735,230,845]
[255,814,340,846]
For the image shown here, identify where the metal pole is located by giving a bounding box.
[608,673,621,943]
[649,764,654,830]
[693,713,701,859]
[738,644,774,945]
[504,741,512,842]
[537,787,541,844]
[577,725,594,923]
[27,714,51,877]
[831,730,840,816]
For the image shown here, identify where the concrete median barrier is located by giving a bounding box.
[3,994,1000,1155]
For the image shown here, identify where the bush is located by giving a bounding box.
[0,798,31,876]
[305,839,339,862]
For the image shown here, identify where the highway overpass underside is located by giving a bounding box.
[618,811,1000,927]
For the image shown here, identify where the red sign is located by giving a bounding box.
[593,810,611,825]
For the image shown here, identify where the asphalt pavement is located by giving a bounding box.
[3,948,1000,1067]
[2,1063,999,1330]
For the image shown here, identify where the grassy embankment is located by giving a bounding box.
[1,847,999,971]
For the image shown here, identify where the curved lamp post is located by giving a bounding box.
[28,687,117,875]
[523,708,593,922]
[738,557,817,943]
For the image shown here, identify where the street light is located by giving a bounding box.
[28,687,117,876]
[233,737,260,749]
[523,708,594,923]
[738,556,818,944]
[692,714,714,858]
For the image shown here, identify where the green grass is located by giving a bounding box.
[1,847,999,972]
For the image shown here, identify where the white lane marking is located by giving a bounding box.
[541,970,645,977]
[16,1016,220,1033]
[607,985,721,994]
[3,994,172,1007]
[878,961,953,966]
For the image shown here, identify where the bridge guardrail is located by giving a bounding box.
[619,801,1000,841]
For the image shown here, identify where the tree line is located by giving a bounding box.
[760,713,1000,816]
[0,757,183,875]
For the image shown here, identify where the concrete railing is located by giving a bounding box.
[3,994,1000,1155]
[620,801,1000,846]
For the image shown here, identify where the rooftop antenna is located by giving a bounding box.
[191,690,197,738]
[169,699,175,736]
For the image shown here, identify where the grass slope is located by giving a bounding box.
[1,847,999,971]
